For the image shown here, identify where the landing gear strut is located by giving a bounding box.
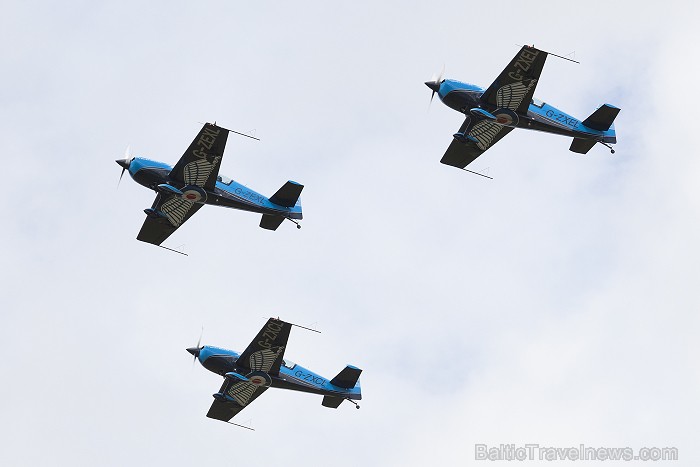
[600,141,615,154]
[346,399,360,409]
[287,218,302,229]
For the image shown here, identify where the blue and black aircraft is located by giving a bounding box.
[187,318,362,426]
[425,45,620,171]
[116,123,303,247]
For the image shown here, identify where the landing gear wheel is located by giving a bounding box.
[600,141,616,154]
[297,224,301,229]
[347,398,360,409]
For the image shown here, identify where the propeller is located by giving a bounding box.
[116,145,134,188]
[425,65,445,107]
[187,326,204,368]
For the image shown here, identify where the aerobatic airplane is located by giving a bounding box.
[187,318,362,427]
[425,45,620,172]
[116,123,303,247]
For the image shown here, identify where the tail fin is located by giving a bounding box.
[330,365,362,389]
[321,365,362,409]
[270,181,304,207]
[571,104,620,154]
[582,104,620,131]
[261,181,303,230]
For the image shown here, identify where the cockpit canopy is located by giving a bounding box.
[282,359,296,369]
[217,174,233,185]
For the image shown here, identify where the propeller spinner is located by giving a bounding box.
[187,327,204,367]
[116,145,134,188]
[425,65,445,106]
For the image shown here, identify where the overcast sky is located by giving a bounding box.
[2,1,698,465]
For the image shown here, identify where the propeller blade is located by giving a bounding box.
[124,144,132,161]
[116,145,133,190]
[437,64,445,85]
[192,326,204,368]
[117,167,126,188]
[426,65,445,110]
[188,347,199,368]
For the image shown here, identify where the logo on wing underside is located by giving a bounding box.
[250,347,284,373]
[160,197,194,226]
[184,157,220,186]
[226,370,272,406]
[469,120,502,150]
[180,185,207,203]
[496,80,536,111]
[159,185,207,226]
[493,108,519,127]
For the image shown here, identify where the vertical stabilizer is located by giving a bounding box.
[581,104,620,131]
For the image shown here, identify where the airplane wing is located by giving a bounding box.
[170,123,228,190]
[206,381,269,422]
[136,193,203,245]
[237,318,292,375]
[480,45,548,114]
[440,116,514,169]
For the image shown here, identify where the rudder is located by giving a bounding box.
[582,104,620,131]
[330,365,362,389]
[270,181,304,208]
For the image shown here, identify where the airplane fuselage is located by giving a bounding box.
[125,157,302,219]
[196,345,362,400]
[437,79,616,143]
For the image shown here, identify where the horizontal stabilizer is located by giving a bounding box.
[569,138,597,154]
[322,396,344,409]
[330,365,362,389]
[270,181,304,207]
[260,214,285,231]
[582,104,620,131]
